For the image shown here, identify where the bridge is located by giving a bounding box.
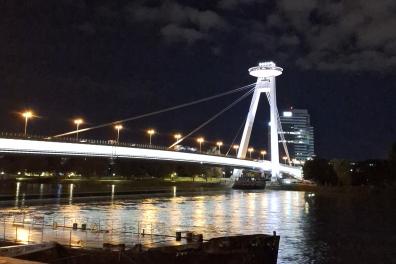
[0,61,304,180]
[0,136,302,178]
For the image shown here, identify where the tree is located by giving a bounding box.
[303,158,338,186]
[330,159,352,186]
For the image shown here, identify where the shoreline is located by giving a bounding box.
[2,178,393,207]
[0,183,233,207]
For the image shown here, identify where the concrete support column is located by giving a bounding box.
[269,77,280,180]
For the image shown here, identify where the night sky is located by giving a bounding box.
[0,0,395,160]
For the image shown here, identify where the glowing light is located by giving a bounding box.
[216,141,223,154]
[74,119,84,140]
[147,129,155,145]
[21,111,34,136]
[22,111,33,119]
[114,124,123,143]
[283,111,292,117]
[248,147,254,158]
[73,119,83,125]
[174,133,182,140]
[197,137,204,152]
[233,144,239,156]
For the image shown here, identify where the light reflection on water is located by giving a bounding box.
[3,190,310,263]
[2,187,395,263]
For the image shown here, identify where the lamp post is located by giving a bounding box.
[22,111,33,136]
[260,150,267,160]
[174,133,182,142]
[114,124,123,143]
[147,129,155,145]
[216,141,223,154]
[73,119,83,140]
[282,156,288,164]
[233,145,239,157]
[248,147,254,159]
[197,137,204,152]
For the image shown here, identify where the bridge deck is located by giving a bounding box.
[0,137,301,178]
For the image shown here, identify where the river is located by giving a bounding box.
[0,182,395,263]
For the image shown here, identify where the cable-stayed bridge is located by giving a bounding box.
[0,61,304,180]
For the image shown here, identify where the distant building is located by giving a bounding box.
[279,108,314,165]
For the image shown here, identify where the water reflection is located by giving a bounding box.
[39,184,44,199]
[1,187,394,263]
[1,190,368,263]
[191,196,206,228]
[15,182,20,207]
[56,184,62,201]
[111,184,115,202]
[69,184,74,204]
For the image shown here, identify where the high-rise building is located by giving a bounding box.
[279,108,314,165]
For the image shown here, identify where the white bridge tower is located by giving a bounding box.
[234,61,283,180]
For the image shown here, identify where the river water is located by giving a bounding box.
[1,183,395,263]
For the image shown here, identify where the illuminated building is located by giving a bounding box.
[279,109,314,164]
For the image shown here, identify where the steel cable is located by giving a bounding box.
[169,87,255,149]
[51,83,256,138]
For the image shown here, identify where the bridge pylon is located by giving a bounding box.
[232,61,283,181]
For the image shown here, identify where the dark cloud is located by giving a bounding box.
[161,24,206,44]
[276,0,396,71]
[128,1,227,43]
[89,0,396,71]
[218,0,259,10]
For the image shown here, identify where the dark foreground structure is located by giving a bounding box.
[2,234,280,264]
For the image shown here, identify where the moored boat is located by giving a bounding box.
[232,174,267,190]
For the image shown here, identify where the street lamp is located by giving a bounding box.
[21,111,33,136]
[216,141,223,154]
[248,147,254,159]
[73,118,83,140]
[174,133,182,142]
[233,145,239,157]
[114,124,123,143]
[197,137,204,152]
[147,129,155,145]
[260,150,267,160]
[282,156,288,164]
